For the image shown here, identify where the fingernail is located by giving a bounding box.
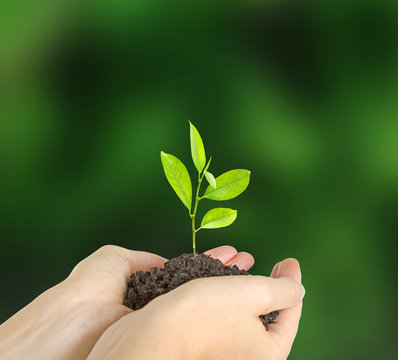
[276,261,282,277]
[299,284,306,301]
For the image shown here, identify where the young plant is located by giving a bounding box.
[161,121,250,258]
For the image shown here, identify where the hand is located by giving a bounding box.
[87,258,304,360]
[0,245,253,360]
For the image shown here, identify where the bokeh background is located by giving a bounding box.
[1,0,397,358]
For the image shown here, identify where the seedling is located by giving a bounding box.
[161,122,250,258]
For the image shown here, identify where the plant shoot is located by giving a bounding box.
[161,122,250,258]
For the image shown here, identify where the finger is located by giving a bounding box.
[268,258,304,354]
[255,275,304,313]
[124,249,168,273]
[101,246,168,275]
[70,245,168,281]
[270,261,281,278]
[186,273,304,315]
[277,258,302,283]
[225,252,255,270]
[203,245,238,264]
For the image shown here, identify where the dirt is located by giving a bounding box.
[123,253,279,329]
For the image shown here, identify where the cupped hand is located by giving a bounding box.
[87,258,304,360]
[0,245,253,360]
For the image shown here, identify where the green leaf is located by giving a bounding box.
[203,169,250,201]
[204,171,216,189]
[160,151,192,210]
[201,208,237,229]
[189,121,206,173]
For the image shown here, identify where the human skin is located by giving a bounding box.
[87,257,304,360]
[0,245,255,360]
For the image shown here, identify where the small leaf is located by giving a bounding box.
[203,156,212,174]
[201,208,237,229]
[205,171,216,189]
[203,169,250,201]
[189,121,206,173]
[161,151,192,210]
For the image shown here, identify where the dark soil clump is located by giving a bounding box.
[123,253,279,329]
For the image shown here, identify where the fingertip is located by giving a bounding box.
[237,251,255,270]
[270,261,281,278]
[282,258,300,267]
[240,252,255,267]
[277,258,302,283]
[225,252,255,270]
[204,245,238,263]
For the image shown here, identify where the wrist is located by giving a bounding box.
[0,281,103,360]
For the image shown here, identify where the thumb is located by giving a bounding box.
[257,275,305,314]
[185,274,304,317]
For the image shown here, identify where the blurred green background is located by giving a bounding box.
[1,0,397,358]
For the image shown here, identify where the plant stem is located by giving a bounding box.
[191,215,196,258]
[191,172,204,258]
[190,157,211,259]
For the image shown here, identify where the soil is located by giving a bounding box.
[123,253,279,329]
